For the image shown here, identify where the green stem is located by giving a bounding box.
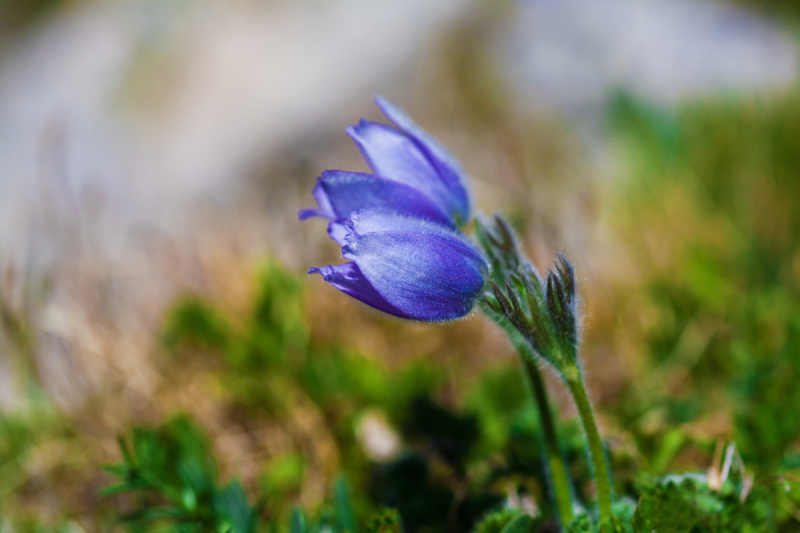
[520,355,574,526]
[564,367,613,523]
[481,302,574,527]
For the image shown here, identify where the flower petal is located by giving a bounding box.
[298,179,337,220]
[339,209,487,321]
[327,220,349,246]
[345,120,460,222]
[299,170,454,227]
[308,262,411,318]
[375,96,471,224]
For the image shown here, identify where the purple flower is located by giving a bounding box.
[300,96,472,227]
[309,209,487,321]
[301,98,485,321]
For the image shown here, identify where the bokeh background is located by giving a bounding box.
[1,0,800,530]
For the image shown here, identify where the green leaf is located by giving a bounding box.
[498,514,532,533]
[472,508,524,533]
[334,475,356,533]
[121,505,188,522]
[99,482,138,497]
[215,481,256,533]
[565,512,594,533]
[101,463,129,478]
[291,508,307,533]
[161,297,231,351]
[632,480,697,533]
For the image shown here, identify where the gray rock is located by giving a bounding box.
[499,0,798,116]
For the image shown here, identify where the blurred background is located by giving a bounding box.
[1,0,800,530]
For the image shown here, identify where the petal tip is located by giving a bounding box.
[373,95,393,114]
[345,121,368,138]
[308,265,332,279]
[327,221,351,246]
[298,208,321,221]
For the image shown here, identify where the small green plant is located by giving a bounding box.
[102,416,257,533]
[102,416,410,533]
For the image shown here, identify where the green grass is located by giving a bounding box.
[604,90,800,529]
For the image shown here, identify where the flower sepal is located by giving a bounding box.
[476,214,580,377]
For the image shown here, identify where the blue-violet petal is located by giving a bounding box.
[338,209,487,321]
[374,96,471,224]
[308,262,411,318]
[298,170,454,227]
[346,120,452,215]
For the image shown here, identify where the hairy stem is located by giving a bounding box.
[520,354,574,526]
[564,367,613,523]
[481,301,574,526]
